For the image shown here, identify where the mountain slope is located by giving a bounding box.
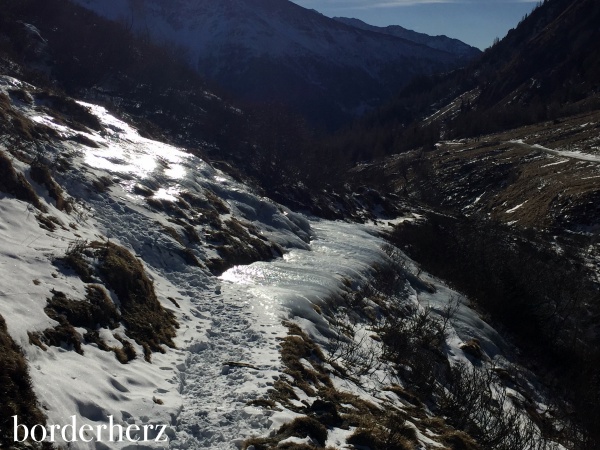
[0,72,565,449]
[0,1,579,449]
[71,0,478,128]
[334,17,481,59]
[333,1,600,445]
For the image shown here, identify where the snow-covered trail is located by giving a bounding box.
[22,93,391,448]
[88,187,391,448]
[510,139,600,162]
[175,222,388,448]
[1,75,542,449]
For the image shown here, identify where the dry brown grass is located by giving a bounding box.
[360,109,600,231]
[44,286,120,330]
[439,430,481,450]
[91,176,114,193]
[206,218,279,274]
[0,150,44,210]
[57,240,178,362]
[0,315,48,447]
[30,162,69,211]
[32,286,127,361]
[383,385,422,407]
[347,421,415,450]
[34,91,103,133]
[94,241,178,361]
[0,92,58,144]
[249,321,429,449]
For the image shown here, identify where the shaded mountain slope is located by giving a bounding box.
[334,17,481,59]
[71,0,477,128]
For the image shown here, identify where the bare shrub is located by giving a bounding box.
[438,362,559,450]
[327,325,382,376]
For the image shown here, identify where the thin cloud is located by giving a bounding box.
[297,0,538,8]
[353,1,454,8]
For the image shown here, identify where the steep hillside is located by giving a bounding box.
[0,72,568,448]
[70,0,478,129]
[0,0,374,218]
[474,0,600,109]
[333,1,600,446]
[330,0,600,161]
[355,112,600,232]
[0,0,597,448]
[0,1,579,449]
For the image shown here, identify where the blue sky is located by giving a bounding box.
[291,0,540,50]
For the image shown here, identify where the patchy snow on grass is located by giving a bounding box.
[506,200,529,214]
[0,75,562,449]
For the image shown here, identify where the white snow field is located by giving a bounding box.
[0,75,558,449]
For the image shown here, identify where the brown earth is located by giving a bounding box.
[354,109,600,232]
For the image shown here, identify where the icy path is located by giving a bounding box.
[88,189,389,448]
[510,139,600,162]
[185,221,387,447]
[1,76,556,449]
[53,101,390,448]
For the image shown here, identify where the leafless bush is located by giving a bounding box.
[438,362,559,450]
[327,324,382,376]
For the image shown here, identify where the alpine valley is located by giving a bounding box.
[0,0,599,450]
[71,0,480,129]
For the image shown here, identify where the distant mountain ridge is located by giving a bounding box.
[71,0,480,128]
[334,17,481,58]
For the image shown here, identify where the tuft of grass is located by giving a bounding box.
[60,240,94,282]
[459,339,483,359]
[347,418,415,450]
[279,323,331,397]
[37,321,83,355]
[44,286,120,330]
[277,417,328,446]
[34,92,103,132]
[206,218,279,274]
[163,226,184,245]
[440,430,481,450]
[205,189,229,214]
[183,223,201,243]
[35,276,139,363]
[34,285,121,357]
[67,133,100,148]
[243,417,328,450]
[59,240,178,361]
[0,150,45,210]
[383,385,422,407]
[242,437,273,450]
[91,176,113,193]
[35,213,63,232]
[167,297,181,308]
[30,162,69,211]
[113,334,137,364]
[94,241,178,361]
